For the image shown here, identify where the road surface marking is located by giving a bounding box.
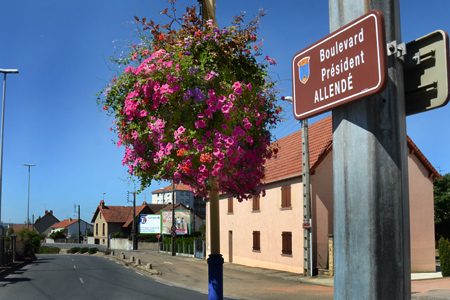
[155,280,173,287]
[79,278,84,284]
[74,265,76,269]
[163,261,173,264]
[136,272,144,276]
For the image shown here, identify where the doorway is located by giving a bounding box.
[228,230,233,263]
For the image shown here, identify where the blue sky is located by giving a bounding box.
[1,0,449,224]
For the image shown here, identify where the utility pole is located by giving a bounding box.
[302,119,312,277]
[132,191,137,250]
[330,1,410,299]
[78,205,80,243]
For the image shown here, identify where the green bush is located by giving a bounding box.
[80,247,89,254]
[112,232,124,238]
[69,247,81,254]
[439,237,450,277]
[88,247,98,254]
[37,246,61,254]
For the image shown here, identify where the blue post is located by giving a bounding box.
[207,254,224,300]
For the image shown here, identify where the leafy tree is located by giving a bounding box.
[49,230,66,240]
[434,173,450,240]
[438,237,450,277]
[15,228,44,259]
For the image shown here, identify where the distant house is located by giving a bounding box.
[50,218,93,238]
[91,200,154,245]
[152,183,206,219]
[34,210,59,237]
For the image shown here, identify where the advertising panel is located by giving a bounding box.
[139,214,161,234]
[162,210,191,235]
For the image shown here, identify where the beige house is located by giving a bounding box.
[206,116,439,273]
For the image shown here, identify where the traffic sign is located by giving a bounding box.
[131,229,135,235]
[302,223,311,229]
[171,231,177,238]
[292,10,388,120]
[404,30,450,116]
[156,233,161,239]
[171,225,177,232]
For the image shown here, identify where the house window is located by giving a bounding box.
[252,231,260,251]
[99,212,102,219]
[227,197,233,213]
[281,185,291,208]
[282,231,292,255]
[252,195,260,211]
[102,224,105,236]
[96,223,98,236]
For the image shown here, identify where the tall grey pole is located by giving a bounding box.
[24,164,36,229]
[0,69,18,231]
[329,1,410,299]
[78,205,81,243]
[132,191,136,250]
[301,119,312,277]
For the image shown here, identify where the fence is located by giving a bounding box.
[160,237,206,259]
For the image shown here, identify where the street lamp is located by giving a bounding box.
[0,68,18,230]
[24,164,36,229]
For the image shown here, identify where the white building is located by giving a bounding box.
[50,218,93,237]
[151,183,194,208]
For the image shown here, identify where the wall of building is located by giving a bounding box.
[408,153,436,272]
[207,177,305,274]
[311,153,334,270]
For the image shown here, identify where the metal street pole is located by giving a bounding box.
[0,69,18,231]
[329,0,411,299]
[78,205,81,243]
[24,164,36,230]
[301,119,312,277]
[132,191,136,250]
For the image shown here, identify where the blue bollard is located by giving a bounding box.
[207,254,224,300]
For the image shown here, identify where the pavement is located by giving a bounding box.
[2,250,449,300]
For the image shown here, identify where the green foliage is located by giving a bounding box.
[49,230,66,240]
[112,232,124,238]
[37,246,61,254]
[137,233,159,242]
[80,247,89,254]
[88,247,98,254]
[68,247,81,254]
[86,230,94,237]
[438,237,450,277]
[434,173,450,240]
[162,236,197,255]
[15,228,44,259]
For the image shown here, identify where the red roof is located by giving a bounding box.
[51,219,79,228]
[264,116,333,183]
[152,183,192,193]
[264,115,440,182]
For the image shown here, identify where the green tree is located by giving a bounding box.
[438,237,450,277]
[434,173,450,240]
[15,228,44,260]
[49,230,66,240]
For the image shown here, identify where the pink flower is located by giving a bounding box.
[177,126,186,134]
[221,124,228,130]
[197,144,205,152]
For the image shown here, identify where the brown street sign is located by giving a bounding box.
[292,10,388,120]
[404,30,450,116]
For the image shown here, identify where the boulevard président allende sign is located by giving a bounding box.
[292,10,388,120]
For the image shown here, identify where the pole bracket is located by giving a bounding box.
[387,40,407,59]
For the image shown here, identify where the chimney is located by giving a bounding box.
[100,200,105,209]
[45,210,48,215]
[50,210,53,215]
[142,201,147,205]
[69,218,72,222]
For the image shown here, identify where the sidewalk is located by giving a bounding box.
[111,250,450,300]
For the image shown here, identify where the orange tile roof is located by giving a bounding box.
[152,183,192,193]
[264,115,440,183]
[264,116,333,183]
[123,202,151,228]
[51,219,79,228]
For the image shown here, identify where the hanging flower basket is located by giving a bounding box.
[98,2,282,201]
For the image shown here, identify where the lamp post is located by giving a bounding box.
[0,68,18,231]
[24,164,36,229]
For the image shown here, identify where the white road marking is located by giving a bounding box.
[163,261,173,264]
[79,278,84,284]
[136,272,144,276]
[155,280,173,287]
[74,265,76,269]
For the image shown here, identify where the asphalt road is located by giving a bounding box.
[0,255,235,300]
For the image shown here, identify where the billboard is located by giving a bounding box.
[162,210,191,235]
[139,214,161,234]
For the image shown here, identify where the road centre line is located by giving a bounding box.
[79,278,84,284]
